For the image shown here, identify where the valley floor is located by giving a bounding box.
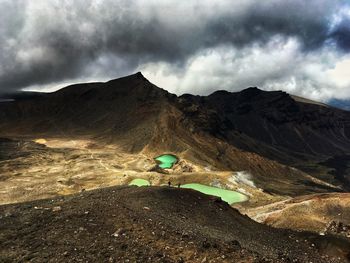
[0,137,279,207]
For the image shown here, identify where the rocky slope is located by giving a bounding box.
[246,193,350,236]
[1,186,349,262]
[177,87,350,190]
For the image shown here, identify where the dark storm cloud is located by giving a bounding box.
[206,10,328,51]
[330,18,350,51]
[0,0,349,94]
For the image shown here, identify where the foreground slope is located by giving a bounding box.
[1,186,349,262]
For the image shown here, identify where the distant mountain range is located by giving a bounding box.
[328,98,350,111]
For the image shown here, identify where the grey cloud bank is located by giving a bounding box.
[1,0,350,101]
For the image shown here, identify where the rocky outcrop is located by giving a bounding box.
[325,221,350,238]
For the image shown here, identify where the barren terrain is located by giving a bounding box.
[1,73,350,262]
[0,137,280,207]
[1,186,349,262]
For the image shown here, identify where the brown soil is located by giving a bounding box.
[247,193,350,235]
[1,186,349,262]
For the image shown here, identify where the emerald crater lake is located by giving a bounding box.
[154,154,178,169]
[129,179,247,205]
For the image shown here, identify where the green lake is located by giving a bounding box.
[128,178,151,187]
[181,183,247,204]
[155,154,178,169]
[129,178,247,204]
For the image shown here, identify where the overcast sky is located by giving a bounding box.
[1,0,350,101]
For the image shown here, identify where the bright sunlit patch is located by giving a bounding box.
[34,138,47,144]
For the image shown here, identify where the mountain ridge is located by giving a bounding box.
[0,72,350,195]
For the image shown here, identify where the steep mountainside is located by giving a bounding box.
[0,73,173,152]
[178,88,350,159]
[177,88,350,190]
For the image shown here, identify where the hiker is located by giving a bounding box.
[168,181,171,187]
[177,183,181,188]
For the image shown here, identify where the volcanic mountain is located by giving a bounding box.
[1,72,350,196]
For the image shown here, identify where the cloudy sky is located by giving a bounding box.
[1,0,350,102]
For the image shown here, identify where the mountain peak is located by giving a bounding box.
[245,86,260,91]
[135,71,144,77]
[240,86,263,95]
[129,71,146,81]
[106,72,147,84]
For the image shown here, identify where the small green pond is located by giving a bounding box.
[129,178,151,187]
[181,183,247,204]
[155,154,178,169]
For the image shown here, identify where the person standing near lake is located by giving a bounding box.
[168,181,171,187]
